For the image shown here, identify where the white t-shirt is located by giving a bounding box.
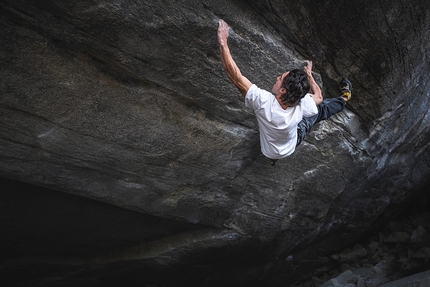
[245,84,318,159]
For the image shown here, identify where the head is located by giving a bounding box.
[272,69,310,107]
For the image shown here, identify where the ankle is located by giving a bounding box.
[341,91,351,101]
[340,78,352,102]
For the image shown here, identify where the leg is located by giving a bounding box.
[296,77,352,147]
[313,97,346,124]
[296,97,345,146]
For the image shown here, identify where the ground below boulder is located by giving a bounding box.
[296,191,430,287]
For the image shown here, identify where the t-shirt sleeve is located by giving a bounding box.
[245,84,270,111]
[301,94,318,117]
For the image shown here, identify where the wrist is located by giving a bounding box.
[219,40,228,47]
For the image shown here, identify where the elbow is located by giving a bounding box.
[314,93,323,106]
[226,69,242,86]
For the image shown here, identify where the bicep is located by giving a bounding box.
[219,45,252,97]
[225,66,252,97]
[236,75,252,97]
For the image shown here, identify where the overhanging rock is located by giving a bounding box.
[1,0,430,286]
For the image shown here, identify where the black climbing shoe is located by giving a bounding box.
[270,159,278,166]
[340,77,352,101]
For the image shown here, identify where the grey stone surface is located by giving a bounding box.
[385,232,411,243]
[331,245,368,263]
[320,270,354,287]
[297,197,430,287]
[413,248,430,259]
[410,226,430,243]
[1,0,430,286]
[380,270,430,287]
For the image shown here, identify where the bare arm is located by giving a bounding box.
[218,20,252,97]
[304,60,323,105]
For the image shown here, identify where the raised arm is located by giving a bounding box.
[218,20,252,97]
[303,60,323,105]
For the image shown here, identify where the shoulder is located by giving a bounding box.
[246,84,272,99]
[300,93,318,115]
[245,84,273,109]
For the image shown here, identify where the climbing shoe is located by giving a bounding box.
[340,77,352,101]
[270,159,278,166]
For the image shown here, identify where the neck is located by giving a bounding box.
[276,94,289,110]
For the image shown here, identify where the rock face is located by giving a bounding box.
[1,0,430,286]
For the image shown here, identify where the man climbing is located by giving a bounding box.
[217,19,352,165]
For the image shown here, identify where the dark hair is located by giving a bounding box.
[280,69,310,107]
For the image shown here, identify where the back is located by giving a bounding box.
[245,84,317,158]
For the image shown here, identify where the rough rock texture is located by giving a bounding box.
[1,0,430,286]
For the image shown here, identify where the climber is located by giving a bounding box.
[217,19,352,166]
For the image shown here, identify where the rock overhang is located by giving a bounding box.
[1,0,430,286]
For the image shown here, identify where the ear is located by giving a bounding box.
[280,87,287,95]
